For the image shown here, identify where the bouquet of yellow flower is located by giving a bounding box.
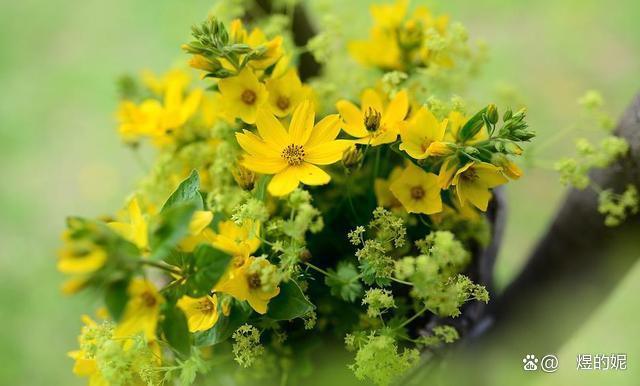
[58,1,539,385]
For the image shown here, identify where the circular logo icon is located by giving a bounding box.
[541,354,559,373]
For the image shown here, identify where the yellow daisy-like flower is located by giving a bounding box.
[177,294,220,332]
[218,67,267,124]
[115,279,164,342]
[389,163,442,215]
[336,89,409,146]
[399,106,450,159]
[451,162,508,211]
[108,198,149,252]
[215,256,280,314]
[236,100,349,196]
[265,69,306,117]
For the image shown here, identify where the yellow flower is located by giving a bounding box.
[492,155,523,180]
[57,236,107,275]
[374,166,403,210]
[215,256,280,314]
[219,67,268,124]
[177,294,220,332]
[178,210,216,252]
[115,279,164,342]
[336,89,409,146]
[444,111,489,144]
[389,163,442,214]
[229,19,283,70]
[68,316,108,386]
[141,69,190,97]
[236,100,349,196]
[108,198,149,252]
[265,69,306,117]
[211,220,261,257]
[348,28,403,71]
[116,100,162,143]
[370,0,408,29]
[399,106,449,159]
[451,162,508,211]
[117,70,203,146]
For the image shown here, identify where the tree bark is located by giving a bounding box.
[480,92,640,351]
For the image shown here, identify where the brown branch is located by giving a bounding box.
[482,92,640,351]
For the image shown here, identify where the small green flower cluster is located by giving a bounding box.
[232,324,265,368]
[598,185,639,227]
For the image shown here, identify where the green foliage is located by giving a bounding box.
[162,170,203,212]
[161,304,191,357]
[325,262,363,302]
[166,245,233,298]
[232,324,265,368]
[348,333,419,386]
[149,202,197,260]
[266,280,315,321]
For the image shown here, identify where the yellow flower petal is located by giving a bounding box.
[336,100,368,138]
[256,108,290,147]
[305,140,351,165]
[289,100,315,145]
[382,89,409,124]
[305,114,341,148]
[361,88,384,114]
[295,163,331,185]
[268,167,300,196]
[242,154,288,174]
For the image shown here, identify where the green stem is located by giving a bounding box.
[390,277,414,286]
[397,304,429,330]
[140,260,182,275]
[304,262,332,277]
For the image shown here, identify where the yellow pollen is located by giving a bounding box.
[281,144,305,166]
[241,89,257,105]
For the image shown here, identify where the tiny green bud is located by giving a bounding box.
[486,104,499,124]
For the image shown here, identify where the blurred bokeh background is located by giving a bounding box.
[0,0,638,384]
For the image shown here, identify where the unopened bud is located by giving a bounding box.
[342,145,363,168]
[188,54,220,72]
[486,104,499,124]
[232,164,256,191]
[426,141,455,156]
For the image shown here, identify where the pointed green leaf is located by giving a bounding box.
[162,170,203,212]
[266,280,314,321]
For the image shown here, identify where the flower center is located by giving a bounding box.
[141,291,157,308]
[410,186,425,200]
[276,96,290,110]
[281,144,306,166]
[197,298,214,313]
[364,107,382,132]
[461,168,478,182]
[247,273,262,290]
[241,89,257,105]
[420,139,433,152]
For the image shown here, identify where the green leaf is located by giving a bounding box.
[458,106,488,142]
[266,280,315,321]
[194,300,251,346]
[161,304,191,357]
[162,170,203,212]
[325,262,363,303]
[150,202,197,259]
[104,279,129,321]
[187,245,233,297]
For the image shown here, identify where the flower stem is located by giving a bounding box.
[304,262,332,277]
[397,304,429,330]
[140,260,182,275]
[390,277,414,286]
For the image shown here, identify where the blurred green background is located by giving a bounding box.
[0,0,638,384]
